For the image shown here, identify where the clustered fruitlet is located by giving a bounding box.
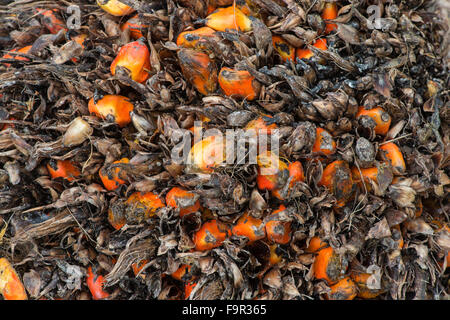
[0,0,448,302]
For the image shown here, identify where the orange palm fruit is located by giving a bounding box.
[205,6,252,32]
[268,243,283,265]
[176,27,217,49]
[231,212,266,243]
[265,205,292,244]
[218,67,260,101]
[2,46,32,67]
[47,159,81,182]
[36,8,67,34]
[110,40,150,83]
[70,33,88,63]
[187,135,226,173]
[97,0,135,16]
[391,224,404,250]
[378,142,406,175]
[99,157,129,191]
[88,95,134,127]
[120,14,149,39]
[193,220,230,251]
[0,117,15,131]
[356,106,391,136]
[318,160,354,208]
[86,266,109,300]
[166,187,201,217]
[312,127,336,156]
[296,38,327,60]
[125,191,165,221]
[256,151,289,191]
[171,264,195,282]
[0,258,28,300]
[244,115,278,135]
[326,277,357,300]
[307,236,328,253]
[351,166,382,192]
[350,272,384,299]
[272,35,295,62]
[313,246,347,284]
[184,280,197,299]
[178,48,218,95]
[322,2,338,34]
[131,259,149,277]
[272,161,305,200]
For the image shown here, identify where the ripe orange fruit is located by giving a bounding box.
[326,277,357,300]
[307,236,328,253]
[272,35,295,62]
[36,8,67,34]
[256,151,289,192]
[171,264,195,282]
[178,48,218,95]
[166,187,201,217]
[187,135,226,173]
[319,160,354,208]
[378,142,406,175]
[131,259,149,276]
[88,95,134,127]
[121,14,149,39]
[322,2,338,34]
[2,46,32,67]
[184,280,197,299]
[125,191,165,221]
[350,272,384,299]
[99,157,129,191]
[218,67,260,101]
[47,159,81,182]
[205,6,252,32]
[244,115,278,136]
[265,205,292,244]
[97,0,135,16]
[268,243,284,265]
[231,212,266,243]
[176,27,217,49]
[272,161,305,200]
[312,127,336,156]
[86,266,109,300]
[313,246,347,284]
[0,258,28,300]
[296,38,327,60]
[356,106,391,136]
[110,40,151,83]
[193,220,230,251]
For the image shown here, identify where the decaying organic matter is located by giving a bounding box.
[0,0,449,301]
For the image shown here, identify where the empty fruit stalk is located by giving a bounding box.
[110,40,151,83]
[218,67,260,100]
[178,48,218,95]
[205,6,252,32]
[88,95,134,127]
[0,258,28,300]
[97,0,135,16]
